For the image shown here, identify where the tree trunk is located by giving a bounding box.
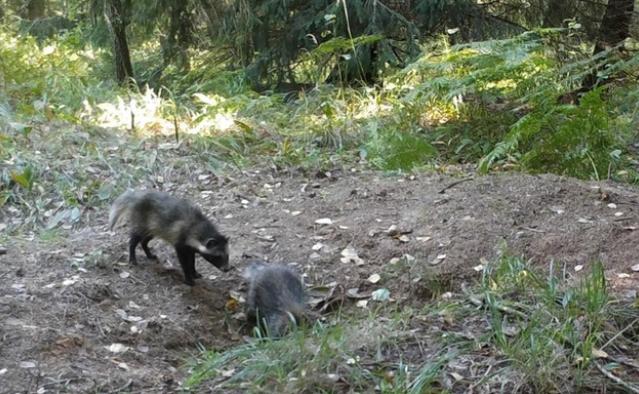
[542,0,574,28]
[581,0,634,91]
[104,0,134,85]
[163,1,191,70]
[593,0,634,54]
[26,0,46,20]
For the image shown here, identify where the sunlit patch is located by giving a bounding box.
[42,45,56,55]
[213,113,234,131]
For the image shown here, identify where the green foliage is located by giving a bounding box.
[474,251,621,391]
[185,313,447,393]
[364,128,436,171]
[480,89,630,179]
[218,0,419,87]
[0,27,115,121]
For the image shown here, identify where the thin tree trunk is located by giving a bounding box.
[594,0,634,54]
[26,0,46,20]
[104,0,134,85]
[164,1,191,70]
[582,0,634,90]
[542,0,573,28]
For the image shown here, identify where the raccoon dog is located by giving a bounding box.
[243,261,309,337]
[109,190,231,285]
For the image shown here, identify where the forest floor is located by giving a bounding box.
[2,129,639,393]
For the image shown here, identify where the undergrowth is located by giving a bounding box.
[4,25,639,235]
[185,252,639,393]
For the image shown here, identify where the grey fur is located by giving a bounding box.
[109,190,231,285]
[244,261,307,337]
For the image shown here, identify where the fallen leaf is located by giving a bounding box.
[340,246,364,265]
[326,373,340,382]
[450,372,464,381]
[315,218,333,225]
[105,343,129,353]
[385,225,398,235]
[592,348,609,359]
[346,288,370,300]
[62,275,80,286]
[222,369,236,378]
[226,298,240,312]
[137,345,149,353]
[371,288,391,302]
[431,254,447,265]
[441,292,453,300]
[367,274,381,284]
[403,254,415,262]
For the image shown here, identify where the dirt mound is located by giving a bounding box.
[2,169,639,392]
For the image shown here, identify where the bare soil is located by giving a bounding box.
[3,166,639,393]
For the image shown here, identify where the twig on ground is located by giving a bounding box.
[108,379,133,394]
[438,177,474,194]
[465,292,528,319]
[601,318,639,351]
[594,362,639,394]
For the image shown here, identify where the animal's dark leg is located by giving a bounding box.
[128,233,142,265]
[176,246,197,286]
[141,236,157,260]
[193,261,203,279]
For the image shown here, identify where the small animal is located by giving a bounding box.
[243,261,309,337]
[109,190,231,285]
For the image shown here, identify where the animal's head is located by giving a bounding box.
[188,227,231,272]
[201,235,231,271]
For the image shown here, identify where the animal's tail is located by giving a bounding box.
[108,190,138,230]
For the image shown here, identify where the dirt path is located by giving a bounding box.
[2,168,639,392]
